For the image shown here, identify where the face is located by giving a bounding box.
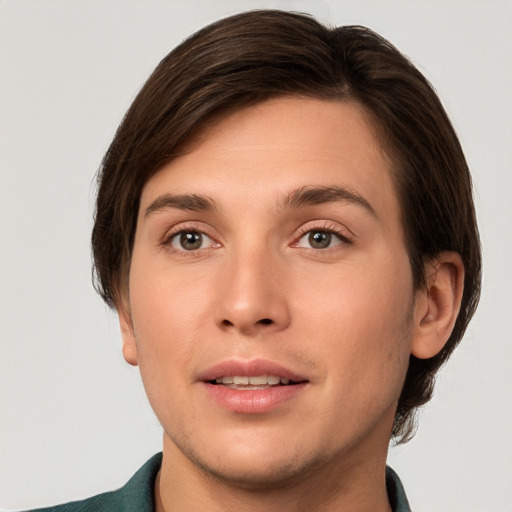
[121,97,420,487]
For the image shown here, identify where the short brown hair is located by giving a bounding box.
[92,9,481,442]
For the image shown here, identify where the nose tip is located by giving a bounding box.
[214,256,291,336]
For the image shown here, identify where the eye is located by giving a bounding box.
[296,229,346,249]
[169,230,215,251]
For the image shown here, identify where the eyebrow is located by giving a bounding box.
[144,186,377,218]
[280,186,377,217]
[145,193,219,217]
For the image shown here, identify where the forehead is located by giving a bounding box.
[140,97,399,227]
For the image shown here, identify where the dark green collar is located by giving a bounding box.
[386,465,412,512]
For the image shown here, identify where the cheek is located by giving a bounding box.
[129,249,214,345]
[296,255,414,392]
[126,253,215,407]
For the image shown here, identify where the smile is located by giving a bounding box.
[199,359,309,413]
[213,375,294,387]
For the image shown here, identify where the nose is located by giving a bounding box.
[213,245,291,337]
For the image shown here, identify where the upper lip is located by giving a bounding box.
[197,358,309,383]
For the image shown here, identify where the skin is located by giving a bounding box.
[119,97,464,511]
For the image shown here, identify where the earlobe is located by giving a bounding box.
[118,303,139,366]
[411,252,465,359]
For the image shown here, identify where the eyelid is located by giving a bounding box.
[169,231,215,250]
[162,222,221,253]
[291,220,354,248]
[160,220,352,254]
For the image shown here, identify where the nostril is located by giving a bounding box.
[219,318,274,329]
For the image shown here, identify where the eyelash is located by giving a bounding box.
[162,222,219,257]
[162,221,353,256]
[293,222,353,251]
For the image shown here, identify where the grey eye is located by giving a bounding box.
[296,229,344,250]
[308,231,332,249]
[181,232,202,250]
[171,231,212,251]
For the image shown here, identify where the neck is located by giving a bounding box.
[155,436,392,512]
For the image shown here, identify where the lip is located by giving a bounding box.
[197,358,309,414]
[197,358,308,383]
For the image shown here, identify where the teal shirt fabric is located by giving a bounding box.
[23,453,162,512]
[386,466,412,512]
[22,453,411,511]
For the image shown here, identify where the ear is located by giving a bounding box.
[117,302,139,366]
[411,252,465,359]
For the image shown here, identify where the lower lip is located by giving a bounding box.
[202,382,308,414]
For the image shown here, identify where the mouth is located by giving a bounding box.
[198,359,309,413]
[198,358,309,387]
[209,374,304,389]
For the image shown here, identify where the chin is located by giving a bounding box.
[171,429,330,490]
[197,453,328,491]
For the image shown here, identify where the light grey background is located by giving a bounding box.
[1,1,511,510]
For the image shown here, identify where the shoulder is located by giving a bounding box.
[19,453,162,512]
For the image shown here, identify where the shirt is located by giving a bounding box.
[23,453,411,511]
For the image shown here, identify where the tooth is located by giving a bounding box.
[267,375,280,385]
[216,375,291,386]
[249,375,267,385]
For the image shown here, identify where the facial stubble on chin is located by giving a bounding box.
[167,426,338,492]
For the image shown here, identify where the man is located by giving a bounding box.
[26,9,481,512]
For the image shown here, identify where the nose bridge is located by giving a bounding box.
[214,237,290,335]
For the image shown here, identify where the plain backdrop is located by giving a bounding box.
[1,1,511,510]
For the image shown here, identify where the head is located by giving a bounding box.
[92,9,480,448]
